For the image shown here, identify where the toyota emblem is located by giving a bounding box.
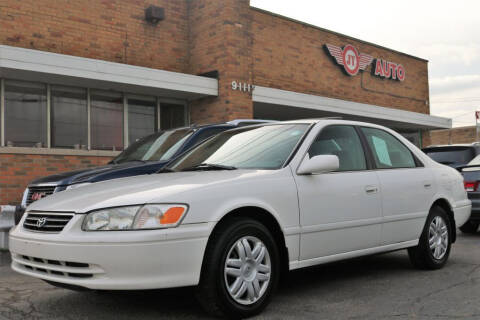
[36,217,47,228]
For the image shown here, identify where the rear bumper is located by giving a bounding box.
[467,195,480,222]
[453,203,472,227]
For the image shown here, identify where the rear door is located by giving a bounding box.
[360,127,435,245]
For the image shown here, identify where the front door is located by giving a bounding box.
[294,125,383,261]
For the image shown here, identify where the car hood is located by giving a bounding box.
[27,169,270,213]
[30,161,168,186]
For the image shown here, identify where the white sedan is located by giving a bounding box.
[9,120,471,318]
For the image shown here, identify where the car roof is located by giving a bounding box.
[423,143,480,149]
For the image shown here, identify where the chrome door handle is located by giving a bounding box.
[365,185,378,194]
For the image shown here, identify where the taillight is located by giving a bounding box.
[464,181,478,192]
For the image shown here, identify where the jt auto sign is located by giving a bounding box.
[325,44,406,81]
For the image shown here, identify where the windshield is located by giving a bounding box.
[424,147,474,166]
[168,124,309,171]
[468,154,480,166]
[112,129,193,164]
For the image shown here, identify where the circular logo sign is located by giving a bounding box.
[342,45,360,76]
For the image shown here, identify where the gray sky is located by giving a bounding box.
[250,0,480,127]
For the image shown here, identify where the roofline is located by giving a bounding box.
[250,6,429,63]
[423,143,480,148]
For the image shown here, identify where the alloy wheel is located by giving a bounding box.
[223,236,272,305]
[428,216,448,260]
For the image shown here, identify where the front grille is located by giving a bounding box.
[26,186,57,206]
[23,212,74,232]
[14,254,93,279]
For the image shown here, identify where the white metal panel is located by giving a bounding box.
[0,45,218,99]
[253,86,451,130]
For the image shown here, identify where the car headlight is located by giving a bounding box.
[66,183,91,190]
[82,204,188,231]
[21,188,29,207]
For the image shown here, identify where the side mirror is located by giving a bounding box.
[297,155,339,175]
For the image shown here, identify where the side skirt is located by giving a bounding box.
[289,239,419,270]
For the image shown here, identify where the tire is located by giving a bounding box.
[459,220,479,234]
[196,218,280,319]
[408,206,452,270]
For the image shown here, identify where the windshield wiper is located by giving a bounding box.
[181,163,237,172]
[157,167,177,173]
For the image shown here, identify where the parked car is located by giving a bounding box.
[457,154,480,233]
[422,143,480,169]
[10,120,471,318]
[15,119,274,223]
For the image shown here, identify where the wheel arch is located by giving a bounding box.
[203,206,290,279]
[431,198,456,243]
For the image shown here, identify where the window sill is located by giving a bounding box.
[0,147,120,157]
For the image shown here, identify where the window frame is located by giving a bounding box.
[303,124,372,173]
[358,126,424,170]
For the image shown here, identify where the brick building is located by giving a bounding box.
[0,0,451,204]
[427,126,478,146]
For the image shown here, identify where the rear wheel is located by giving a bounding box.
[408,206,452,270]
[459,220,479,234]
[196,218,280,318]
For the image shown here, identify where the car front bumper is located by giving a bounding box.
[9,215,213,290]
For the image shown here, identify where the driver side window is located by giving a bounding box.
[308,125,367,172]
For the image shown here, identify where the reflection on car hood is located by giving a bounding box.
[27,169,266,213]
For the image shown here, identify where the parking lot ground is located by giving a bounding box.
[0,232,479,320]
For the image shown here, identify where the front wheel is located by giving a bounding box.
[196,218,280,318]
[408,206,452,270]
[459,220,479,234]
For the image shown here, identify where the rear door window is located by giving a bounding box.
[361,127,416,169]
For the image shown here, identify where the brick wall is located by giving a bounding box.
[424,126,478,147]
[0,154,112,205]
[188,0,254,125]
[251,9,430,115]
[0,0,189,72]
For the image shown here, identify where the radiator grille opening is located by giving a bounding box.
[23,213,74,232]
[15,255,93,279]
[26,186,57,206]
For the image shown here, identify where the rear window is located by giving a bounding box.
[423,147,475,166]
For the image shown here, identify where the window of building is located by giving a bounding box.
[361,127,416,169]
[308,125,367,172]
[1,78,188,151]
[161,103,186,130]
[4,80,47,147]
[51,86,88,149]
[128,96,157,145]
[91,91,124,151]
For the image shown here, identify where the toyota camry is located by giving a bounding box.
[9,120,471,318]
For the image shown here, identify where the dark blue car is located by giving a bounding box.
[17,120,273,221]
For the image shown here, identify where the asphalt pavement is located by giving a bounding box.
[0,232,479,319]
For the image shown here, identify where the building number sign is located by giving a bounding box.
[231,81,255,93]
